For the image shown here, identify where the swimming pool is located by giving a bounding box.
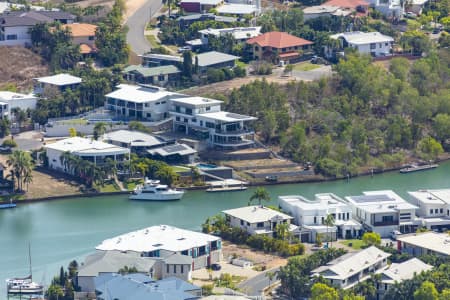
[197,163,217,169]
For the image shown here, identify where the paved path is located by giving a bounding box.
[125,0,163,55]
[238,267,280,296]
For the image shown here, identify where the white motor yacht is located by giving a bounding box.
[130,179,184,201]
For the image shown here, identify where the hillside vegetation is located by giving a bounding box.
[0,46,49,91]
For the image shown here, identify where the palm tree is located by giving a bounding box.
[323,214,335,247]
[249,187,270,206]
[7,150,33,192]
[275,222,291,241]
[93,122,107,140]
[266,271,277,289]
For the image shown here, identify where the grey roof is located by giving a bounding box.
[124,65,181,77]
[104,130,167,148]
[78,251,156,277]
[194,51,239,67]
[94,273,200,300]
[147,143,197,157]
[0,10,75,27]
[164,253,193,265]
[140,53,183,62]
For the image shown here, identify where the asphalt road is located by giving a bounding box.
[125,0,163,55]
[238,267,281,296]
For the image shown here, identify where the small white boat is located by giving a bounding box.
[6,277,44,295]
[130,179,184,201]
[400,163,438,173]
[206,179,248,192]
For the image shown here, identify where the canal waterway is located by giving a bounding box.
[1,162,450,294]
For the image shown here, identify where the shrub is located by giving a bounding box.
[2,139,17,148]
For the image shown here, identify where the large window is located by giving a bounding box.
[6,34,17,40]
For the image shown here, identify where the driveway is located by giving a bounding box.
[238,267,281,296]
[2,130,43,151]
[125,0,163,55]
[291,65,333,81]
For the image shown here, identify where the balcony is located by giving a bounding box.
[214,128,254,136]
[372,220,399,226]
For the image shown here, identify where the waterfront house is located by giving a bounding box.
[179,0,223,13]
[327,31,394,58]
[177,13,236,29]
[45,136,130,173]
[169,96,257,149]
[278,193,362,243]
[33,73,82,95]
[408,0,428,14]
[246,31,313,64]
[345,190,420,237]
[94,273,202,300]
[0,91,38,120]
[376,258,432,299]
[311,246,391,289]
[407,189,450,231]
[194,51,240,74]
[61,23,98,55]
[397,232,450,257]
[104,84,186,122]
[96,225,222,271]
[198,26,262,46]
[0,11,75,46]
[123,65,181,87]
[216,3,260,16]
[222,205,297,237]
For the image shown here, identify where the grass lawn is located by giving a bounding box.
[293,62,321,72]
[59,118,88,125]
[146,35,161,48]
[339,239,366,250]
[98,183,121,193]
[124,179,143,191]
[172,165,190,172]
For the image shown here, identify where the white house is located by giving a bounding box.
[0,91,38,120]
[345,190,420,237]
[376,258,433,299]
[105,84,185,121]
[33,73,82,94]
[169,96,257,149]
[278,193,362,243]
[397,232,450,257]
[328,31,394,58]
[222,205,297,237]
[408,189,450,231]
[96,225,222,271]
[311,246,391,289]
[0,11,75,46]
[45,137,130,172]
[302,5,352,20]
[408,0,428,14]
[198,26,262,45]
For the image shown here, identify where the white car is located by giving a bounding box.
[390,230,402,240]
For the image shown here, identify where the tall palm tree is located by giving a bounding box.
[93,122,107,140]
[323,214,335,247]
[249,187,270,206]
[276,222,291,241]
[7,150,33,192]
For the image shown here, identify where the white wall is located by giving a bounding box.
[0,25,32,46]
[351,41,392,56]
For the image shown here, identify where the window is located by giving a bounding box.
[176,116,180,121]
[240,220,244,226]
[206,106,211,111]
[430,209,433,214]
[186,108,193,115]
[385,42,389,46]
[314,216,317,224]
[200,120,203,126]
[435,209,439,214]
[257,222,264,228]
[166,264,169,273]
[440,208,443,214]
[158,75,165,81]
[347,212,350,220]
[6,34,17,40]
[147,113,151,118]
[247,222,250,226]
[176,106,181,112]
[174,265,176,273]
[181,265,184,273]
[370,43,376,49]
[184,118,188,123]
[192,118,197,123]
[379,43,382,48]
[88,36,95,41]
[385,284,388,290]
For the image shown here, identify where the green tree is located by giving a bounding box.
[93,122,107,140]
[46,284,64,300]
[433,114,450,142]
[7,150,34,192]
[155,166,179,186]
[362,232,381,246]
[414,281,439,300]
[249,187,271,206]
[183,51,193,78]
[0,118,11,138]
[323,214,335,247]
[311,282,339,300]
[417,136,443,161]
[266,271,277,288]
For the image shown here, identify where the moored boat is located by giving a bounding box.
[129,179,184,201]
[206,179,248,192]
[400,163,439,173]
[0,199,16,209]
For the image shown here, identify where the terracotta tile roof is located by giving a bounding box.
[246,31,313,49]
[80,44,97,54]
[62,23,97,37]
[322,0,369,9]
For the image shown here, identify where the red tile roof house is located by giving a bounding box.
[321,0,369,16]
[246,31,314,64]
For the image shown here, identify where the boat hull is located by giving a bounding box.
[400,164,438,173]
[7,287,44,294]
[206,187,248,192]
[129,191,184,201]
[0,203,16,209]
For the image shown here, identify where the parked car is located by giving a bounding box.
[265,175,278,182]
[211,263,221,271]
[178,46,192,53]
[390,230,402,240]
[0,146,12,154]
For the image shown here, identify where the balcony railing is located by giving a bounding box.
[372,220,399,226]
[214,128,254,136]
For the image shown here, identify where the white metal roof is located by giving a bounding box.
[194,51,240,67]
[105,84,180,104]
[397,232,450,256]
[34,73,82,86]
[96,225,220,253]
[199,27,262,40]
[0,91,37,101]
[345,190,417,213]
[216,3,259,15]
[379,258,432,284]
[104,130,165,147]
[45,137,130,156]
[279,193,350,211]
[408,189,450,205]
[222,205,293,224]
[197,111,256,122]
[311,246,391,280]
[303,5,340,14]
[180,0,222,5]
[330,31,394,45]
[170,96,223,107]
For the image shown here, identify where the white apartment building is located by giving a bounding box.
[96,225,222,271]
[33,73,82,94]
[345,190,420,238]
[279,193,362,243]
[408,189,450,231]
[327,31,394,58]
[45,137,130,172]
[376,258,432,299]
[105,84,185,122]
[0,91,38,120]
[198,26,261,45]
[311,246,391,289]
[170,96,257,149]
